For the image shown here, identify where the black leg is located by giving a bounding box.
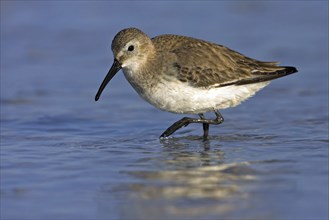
[160,110,224,138]
[199,113,209,139]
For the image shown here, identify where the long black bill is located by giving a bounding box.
[95,59,122,101]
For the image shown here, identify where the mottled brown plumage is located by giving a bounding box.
[95,27,298,138]
[151,34,296,88]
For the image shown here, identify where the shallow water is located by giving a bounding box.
[1,1,328,219]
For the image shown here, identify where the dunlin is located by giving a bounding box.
[95,28,297,138]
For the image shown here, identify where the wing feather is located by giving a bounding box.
[152,34,297,88]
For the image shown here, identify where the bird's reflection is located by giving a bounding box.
[160,135,212,150]
[100,138,258,219]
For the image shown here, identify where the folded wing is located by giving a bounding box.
[153,34,297,88]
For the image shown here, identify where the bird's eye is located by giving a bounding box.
[128,45,134,51]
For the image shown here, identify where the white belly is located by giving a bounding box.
[122,66,270,114]
[136,79,270,114]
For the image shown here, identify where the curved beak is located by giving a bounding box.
[95,59,122,101]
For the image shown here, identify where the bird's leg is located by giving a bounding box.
[214,110,224,124]
[199,113,209,139]
[159,110,224,138]
[159,117,196,138]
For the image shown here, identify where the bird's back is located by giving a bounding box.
[151,34,297,88]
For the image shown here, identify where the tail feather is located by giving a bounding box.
[252,66,298,77]
[236,66,298,85]
[219,66,298,87]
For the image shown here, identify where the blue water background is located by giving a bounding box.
[1,1,328,219]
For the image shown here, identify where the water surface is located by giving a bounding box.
[1,1,328,219]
